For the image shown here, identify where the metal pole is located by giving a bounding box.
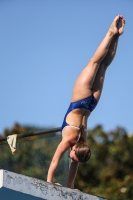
[0,127,61,142]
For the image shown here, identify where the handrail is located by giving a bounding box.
[0,127,61,142]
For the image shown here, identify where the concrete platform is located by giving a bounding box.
[0,169,107,200]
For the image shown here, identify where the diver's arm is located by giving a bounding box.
[67,160,79,188]
[47,140,70,183]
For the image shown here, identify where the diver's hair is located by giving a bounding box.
[75,142,91,163]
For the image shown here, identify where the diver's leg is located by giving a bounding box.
[71,15,125,102]
[92,16,125,101]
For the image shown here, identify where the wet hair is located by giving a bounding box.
[75,142,91,163]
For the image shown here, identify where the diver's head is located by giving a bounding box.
[69,142,91,163]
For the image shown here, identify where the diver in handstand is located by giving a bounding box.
[47,15,125,188]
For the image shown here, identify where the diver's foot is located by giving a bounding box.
[109,15,120,36]
[117,15,125,35]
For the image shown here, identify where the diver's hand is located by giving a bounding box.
[74,188,80,191]
[54,182,62,186]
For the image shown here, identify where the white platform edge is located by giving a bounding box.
[0,169,107,200]
[0,170,3,188]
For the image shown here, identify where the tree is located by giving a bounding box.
[0,123,69,186]
[0,123,133,199]
[75,125,133,200]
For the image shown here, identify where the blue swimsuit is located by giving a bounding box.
[61,95,97,132]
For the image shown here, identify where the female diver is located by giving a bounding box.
[47,15,125,188]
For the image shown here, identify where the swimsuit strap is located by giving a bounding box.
[69,125,80,129]
[61,124,80,134]
[62,124,81,142]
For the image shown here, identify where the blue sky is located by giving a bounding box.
[0,0,133,134]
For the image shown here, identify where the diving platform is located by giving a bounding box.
[0,169,107,200]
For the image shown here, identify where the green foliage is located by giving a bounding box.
[0,123,69,186]
[75,125,133,200]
